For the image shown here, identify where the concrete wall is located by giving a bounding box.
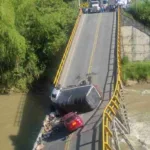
[121,26,150,61]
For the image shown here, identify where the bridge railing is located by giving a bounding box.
[102,7,122,150]
[53,9,82,86]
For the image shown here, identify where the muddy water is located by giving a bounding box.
[0,92,50,150]
[0,83,150,150]
[119,83,150,150]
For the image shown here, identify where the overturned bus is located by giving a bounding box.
[50,84,102,113]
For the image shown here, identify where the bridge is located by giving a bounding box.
[34,6,132,150]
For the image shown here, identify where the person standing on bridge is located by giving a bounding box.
[101,5,104,12]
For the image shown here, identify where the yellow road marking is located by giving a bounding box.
[88,14,102,74]
[65,14,102,150]
[64,133,73,150]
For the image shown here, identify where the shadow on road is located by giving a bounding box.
[103,11,117,101]
[75,113,103,150]
[73,92,105,150]
[44,127,70,143]
[73,11,117,150]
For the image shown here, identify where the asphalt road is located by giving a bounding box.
[44,11,117,150]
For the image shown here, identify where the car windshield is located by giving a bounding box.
[51,94,56,98]
[65,116,76,123]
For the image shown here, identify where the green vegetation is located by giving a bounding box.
[128,0,150,26]
[122,9,134,19]
[122,56,150,82]
[0,0,78,93]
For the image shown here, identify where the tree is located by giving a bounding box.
[0,0,78,93]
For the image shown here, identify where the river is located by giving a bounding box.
[0,83,150,150]
[120,83,150,150]
[0,91,50,150]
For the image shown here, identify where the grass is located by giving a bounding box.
[122,56,150,82]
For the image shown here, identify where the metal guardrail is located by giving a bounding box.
[102,7,122,150]
[53,9,82,86]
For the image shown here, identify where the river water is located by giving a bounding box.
[0,83,150,150]
[0,92,50,150]
[119,83,150,150]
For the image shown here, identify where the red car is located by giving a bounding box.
[62,112,84,132]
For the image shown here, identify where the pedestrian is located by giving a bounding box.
[101,5,104,12]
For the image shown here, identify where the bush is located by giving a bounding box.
[128,0,150,26]
[122,59,150,82]
[121,56,129,65]
[0,0,78,93]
